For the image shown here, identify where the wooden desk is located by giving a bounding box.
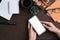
[0,2,60,40]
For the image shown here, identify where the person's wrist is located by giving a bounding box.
[54,29,60,33]
[29,38,36,40]
[29,37,36,40]
[56,30,60,34]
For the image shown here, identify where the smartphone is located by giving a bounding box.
[29,16,46,35]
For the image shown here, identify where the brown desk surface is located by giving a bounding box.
[0,3,60,40]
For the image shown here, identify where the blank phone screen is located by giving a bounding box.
[29,16,46,35]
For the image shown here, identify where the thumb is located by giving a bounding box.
[43,24,50,29]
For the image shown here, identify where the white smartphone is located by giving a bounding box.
[29,16,46,35]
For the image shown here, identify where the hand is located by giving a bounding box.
[33,0,38,2]
[41,21,60,33]
[28,22,36,40]
[47,10,52,16]
[36,1,42,6]
[33,0,42,6]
